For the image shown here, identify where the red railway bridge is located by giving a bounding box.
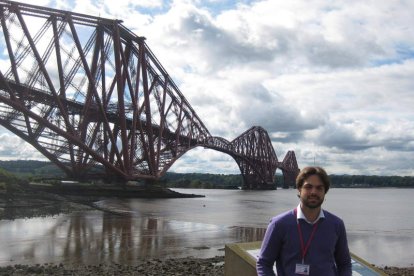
[0,0,299,189]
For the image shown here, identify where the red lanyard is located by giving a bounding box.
[295,208,319,263]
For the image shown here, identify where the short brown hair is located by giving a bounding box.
[296,166,330,193]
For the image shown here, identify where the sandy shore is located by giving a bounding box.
[0,257,224,275]
[1,185,413,275]
[1,259,414,275]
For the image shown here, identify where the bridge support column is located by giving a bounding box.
[281,170,298,189]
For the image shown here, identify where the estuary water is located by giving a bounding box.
[0,188,413,267]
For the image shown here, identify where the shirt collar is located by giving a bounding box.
[296,203,325,224]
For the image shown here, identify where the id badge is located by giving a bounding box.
[295,263,310,275]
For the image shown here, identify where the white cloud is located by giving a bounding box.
[169,147,240,174]
[0,133,45,160]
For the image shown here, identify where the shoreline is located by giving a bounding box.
[0,256,225,275]
[0,182,203,220]
[1,258,413,276]
[1,185,413,275]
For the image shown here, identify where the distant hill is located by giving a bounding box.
[160,172,243,189]
[0,167,20,184]
[0,160,65,179]
[329,174,414,188]
[160,172,286,189]
[0,160,413,188]
[0,166,29,192]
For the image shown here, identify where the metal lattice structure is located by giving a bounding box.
[205,127,300,189]
[205,127,276,189]
[0,0,299,189]
[279,151,300,189]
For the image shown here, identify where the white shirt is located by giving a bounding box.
[296,203,325,224]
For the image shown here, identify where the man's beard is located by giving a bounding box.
[302,196,324,209]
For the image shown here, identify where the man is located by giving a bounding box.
[256,166,352,276]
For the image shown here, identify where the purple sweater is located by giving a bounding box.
[256,209,352,276]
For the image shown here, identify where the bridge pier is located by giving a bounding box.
[281,169,299,189]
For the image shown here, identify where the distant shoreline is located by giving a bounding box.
[0,182,204,221]
[1,160,413,189]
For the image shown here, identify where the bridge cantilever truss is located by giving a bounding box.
[205,126,299,189]
[0,0,299,189]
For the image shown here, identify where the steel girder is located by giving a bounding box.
[0,0,299,188]
[230,126,278,189]
[0,0,210,180]
[279,151,300,189]
[204,126,300,190]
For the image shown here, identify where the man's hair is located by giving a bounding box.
[296,166,330,193]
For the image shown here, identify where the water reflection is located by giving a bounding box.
[348,231,414,267]
[0,211,265,266]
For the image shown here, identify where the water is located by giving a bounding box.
[0,188,413,267]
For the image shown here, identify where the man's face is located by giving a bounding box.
[298,174,326,209]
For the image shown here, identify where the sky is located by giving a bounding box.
[0,0,414,176]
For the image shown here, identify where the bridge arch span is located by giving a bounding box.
[201,127,299,189]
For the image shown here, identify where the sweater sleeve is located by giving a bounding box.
[256,218,281,276]
[335,220,352,276]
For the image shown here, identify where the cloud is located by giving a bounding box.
[0,133,45,160]
[169,147,240,174]
[233,82,325,133]
[315,120,377,151]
